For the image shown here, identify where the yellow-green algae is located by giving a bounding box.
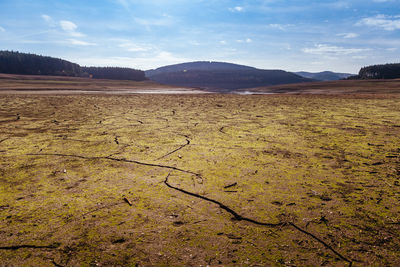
[0,94,399,266]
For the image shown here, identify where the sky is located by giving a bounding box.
[0,0,400,73]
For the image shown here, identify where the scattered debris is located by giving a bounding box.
[224,182,237,189]
[111,238,126,244]
[123,197,132,206]
[51,259,64,267]
[173,221,185,226]
[271,201,283,206]
[226,234,242,240]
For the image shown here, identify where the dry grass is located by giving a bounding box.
[0,93,399,266]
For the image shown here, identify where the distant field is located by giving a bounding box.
[0,93,399,266]
[242,79,400,94]
[0,74,204,94]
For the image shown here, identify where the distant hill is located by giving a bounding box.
[0,50,82,77]
[145,61,256,77]
[0,51,145,81]
[295,71,354,81]
[350,63,400,79]
[146,61,314,91]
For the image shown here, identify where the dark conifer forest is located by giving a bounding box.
[349,63,400,79]
[0,51,146,81]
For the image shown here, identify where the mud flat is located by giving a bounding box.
[0,93,399,266]
[0,73,205,95]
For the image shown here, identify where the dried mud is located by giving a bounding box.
[0,94,399,266]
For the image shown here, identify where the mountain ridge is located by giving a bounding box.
[295,71,355,81]
[145,61,315,91]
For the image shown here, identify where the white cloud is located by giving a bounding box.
[219,40,227,45]
[60,20,77,32]
[328,1,350,9]
[303,44,369,56]
[267,24,293,30]
[41,14,57,27]
[115,0,129,9]
[134,14,175,28]
[0,26,5,32]
[189,40,200,46]
[229,6,244,12]
[119,42,149,52]
[69,51,187,70]
[337,33,359,39]
[357,14,400,31]
[352,56,367,59]
[60,20,85,37]
[41,14,52,23]
[68,39,97,46]
[269,24,285,30]
[236,38,252,43]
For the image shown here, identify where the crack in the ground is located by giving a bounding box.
[157,139,190,160]
[0,243,60,250]
[27,153,201,177]
[0,137,10,144]
[26,152,352,266]
[164,173,353,266]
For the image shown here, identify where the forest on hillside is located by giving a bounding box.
[148,69,312,91]
[81,66,145,81]
[0,51,146,81]
[350,63,400,79]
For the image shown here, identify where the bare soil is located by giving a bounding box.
[0,79,399,266]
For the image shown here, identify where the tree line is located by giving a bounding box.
[0,51,146,81]
[348,63,400,80]
[81,66,145,81]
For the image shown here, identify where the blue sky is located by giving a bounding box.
[1,0,400,73]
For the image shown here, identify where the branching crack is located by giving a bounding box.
[25,152,352,266]
[0,243,60,250]
[0,116,20,124]
[157,139,190,160]
[0,137,9,144]
[27,153,200,176]
[164,173,353,266]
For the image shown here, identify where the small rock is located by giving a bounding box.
[271,201,283,206]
